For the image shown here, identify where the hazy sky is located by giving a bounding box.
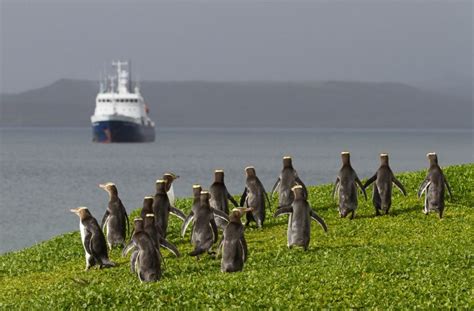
[1,0,472,93]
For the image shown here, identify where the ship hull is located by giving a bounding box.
[92,120,155,143]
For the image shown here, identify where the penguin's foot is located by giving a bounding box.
[208,251,217,259]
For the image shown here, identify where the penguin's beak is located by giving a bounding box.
[237,207,254,217]
[70,208,80,215]
[98,183,107,190]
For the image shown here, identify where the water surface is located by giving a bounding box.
[0,127,472,253]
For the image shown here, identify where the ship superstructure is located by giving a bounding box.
[91,61,155,143]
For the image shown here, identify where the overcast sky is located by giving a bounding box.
[1,0,472,93]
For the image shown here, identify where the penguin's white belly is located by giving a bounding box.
[167,186,176,205]
[79,222,91,256]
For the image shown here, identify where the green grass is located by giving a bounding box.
[1,164,473,309]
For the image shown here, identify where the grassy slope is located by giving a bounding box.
[1,164,473,309]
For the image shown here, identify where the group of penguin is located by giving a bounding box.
[70,151,452,282]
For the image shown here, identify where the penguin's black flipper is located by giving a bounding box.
[84,230,93,255]
[169,207,186,221]
[240,236,248,262]
[274,206,293,218]
[310,210,328,232]
[240,188,248,207]
[417,177,431,198]
[212,208,230,224]
[271,178,281,195]
[444,178,453,199]
[100,210,110,229]
[181,212,194,237]
[257,178,272,210]
[90,232,107,260]
[210,219,219,243]
[122,240,136,257]
[160,238,180,257]
[120,200,130,236]
[332,177,340,199]
[130,250,138,273]
[392,176,407,196]
[363,174,377,191]
[355,176,367,200]
[227,191,239,207]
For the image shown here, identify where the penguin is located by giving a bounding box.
[181,184,202,240]
[123,228,162,282]
[271,156,308,207]
[70,207,115,270]
[332,152,367,219]
[209,170,239,228]
[181,186,230,238]
[184,191,229,257]
[219,208,253,273]
[240,166,271,228]
[123,217,144,274]
[163,172,179,206]
[99,182,129,249]
[140,196,154,219]
[152,179,186,237]
[363,153,407,215]
[274,186,327,251]
[418,152,452,218]
[143,213,180,257]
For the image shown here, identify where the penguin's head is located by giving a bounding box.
[427,152,438,165]
[192,184,202,197]
[163,172,179,180]
[380,153,389,166]
[245,166,256,177]
[283,156,293,168]
[155,179,166,193]
[99,182,118,197]
[229,207,253,223]
[163,172,179,190]
[144,213,155,226]
[214,170,224,183]
[341,152,351,165]
[133,217,144,232]
[200,190,211,205]
[143,196,154,208]
[291,185,305,199]
[70,207,91,220]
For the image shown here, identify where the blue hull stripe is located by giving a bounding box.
[92,120,155,143]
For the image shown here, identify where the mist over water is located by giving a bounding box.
[0,127,472,253]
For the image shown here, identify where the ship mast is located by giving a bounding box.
[112,60,129,94]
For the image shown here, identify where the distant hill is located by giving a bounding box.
[1,79,472,128]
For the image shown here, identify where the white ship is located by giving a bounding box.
[91,61,155,143]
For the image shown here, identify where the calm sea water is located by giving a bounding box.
[0,127,472,253]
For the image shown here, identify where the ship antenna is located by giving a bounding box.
[99,72,104,93]
[135,74,141,94]
[128,59,132,93]
[103,62,108,92]
[109,75,115,93]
